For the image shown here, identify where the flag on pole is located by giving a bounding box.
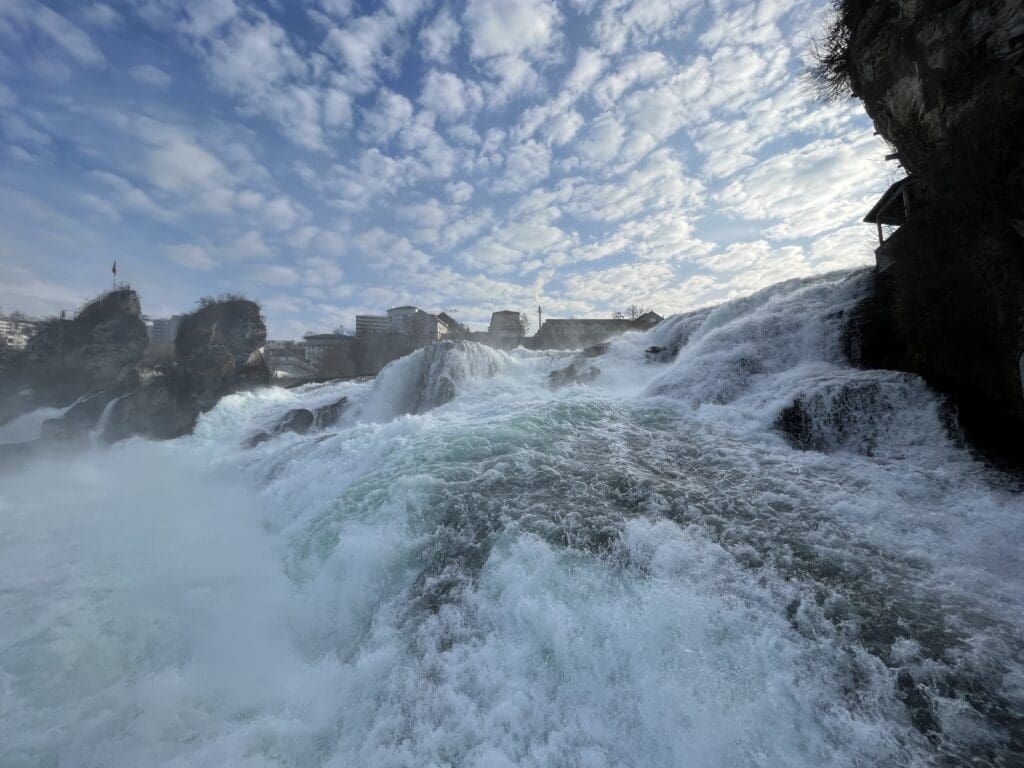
[112,260,117,276]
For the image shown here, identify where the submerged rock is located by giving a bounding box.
[775,373,952,456]
[245,396,349,447]
[312,396,349,428]
[548,343,608,389]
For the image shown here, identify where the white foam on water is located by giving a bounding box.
[2,268,1022,767]
[0,393,92,445]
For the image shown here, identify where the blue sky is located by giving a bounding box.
[0,0,894,338]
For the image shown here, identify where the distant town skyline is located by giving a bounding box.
[0,0,890,338]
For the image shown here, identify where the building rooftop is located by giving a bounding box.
[864,177,914,226]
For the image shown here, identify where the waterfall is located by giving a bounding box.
[2,269,1022,768]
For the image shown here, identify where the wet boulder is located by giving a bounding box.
[775,373,946,456]
[313,396,349,428]
[245,396,349,447]
[548,343,608,390]
[277,408,315,435]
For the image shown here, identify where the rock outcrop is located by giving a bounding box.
[0,289,147,423]
[245,396,350,447]
[547,343,608,389]
[107,299,270,440]
[821,0,1024,463]
[0,292,271,444]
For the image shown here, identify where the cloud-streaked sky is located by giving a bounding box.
[0,0,894,337]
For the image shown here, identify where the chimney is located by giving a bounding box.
[538,305,542,332]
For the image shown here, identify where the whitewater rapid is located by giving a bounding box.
[1,270,1022,767]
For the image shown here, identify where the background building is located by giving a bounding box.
[488,310,524,348]
[148,314,185,346]
[355,315,388,337]
[0,313,41,349]
[303,333,359,378]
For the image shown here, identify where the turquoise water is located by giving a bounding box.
[1,271,1021,767]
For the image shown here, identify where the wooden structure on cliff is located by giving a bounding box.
[864,176,915,271]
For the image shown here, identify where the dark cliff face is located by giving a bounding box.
[831,0,1024,463]
[0,289,147,420]
[174,299,270,410]
[0,292,272,444]
[107,299,271,441]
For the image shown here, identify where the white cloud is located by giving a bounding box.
[78,192,121,221]
[229,230,275,260]
[575,114,625,168]
[564,48,605,94]
[130,64,173,89]
[323,86,353,128]
[592,51,670,108]
[201,14,323,149]
[494,140,551,193]
[446,181,474,204]
[263,196,306,231]
[177,0,238,38]
[420,9,460,64]
[252,264,300,286]
[78,3,123,30]
[145,137,232,198]
[463,0,561,60]
[90,170,176,222]
[563,148,705,223]
[397,112,459,178]
[359,88,414,143]
[717,130,887,240]
[480,55,545,102]
[397,198,449,244]
[0,0,106,67]
[419,70,482,122]
[327,148,419,209]
[318,0,354,20]
[352,227,432,272]
[591,0,698,55]
[321,12,400,92]
[167,244,218,271]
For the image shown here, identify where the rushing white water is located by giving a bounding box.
[0,393,92,445]
[1,269,1022,767]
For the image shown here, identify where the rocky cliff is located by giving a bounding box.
[820,0,1024,463]
[0,289,148,423]
[106,298,270,440]
[0,292,270,444]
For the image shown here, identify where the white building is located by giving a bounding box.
[355,315,389,337]
[386,306,418,328]
[0,314,40,349]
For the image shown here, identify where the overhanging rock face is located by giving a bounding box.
[842,0,1024,464]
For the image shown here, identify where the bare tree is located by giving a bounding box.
[806,1,858,102]
[624,304,651,320]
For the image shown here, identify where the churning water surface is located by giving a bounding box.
[1,270,1022,767]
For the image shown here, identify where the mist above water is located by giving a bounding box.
[1,270,1022,767]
